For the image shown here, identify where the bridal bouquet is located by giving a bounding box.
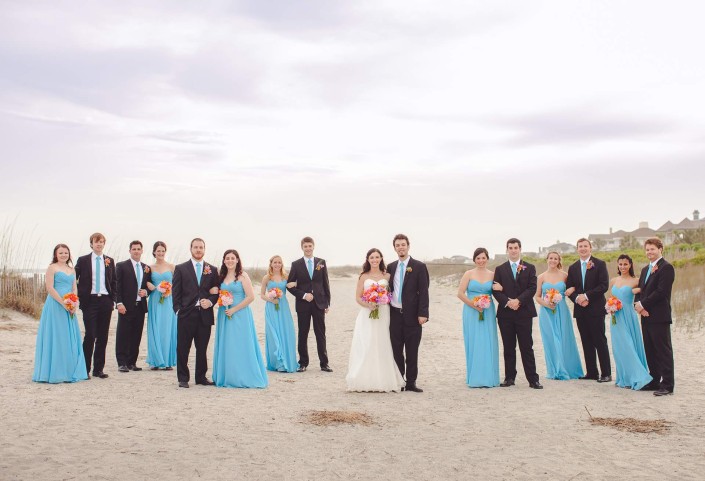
[266,287,283,311]
[472,295,491,320]
[63,293,79,319]
[361,283,392,319]
[605,296,623,325]
[543,288,562,314]
[157,281,172,304]
[218,290,234,319]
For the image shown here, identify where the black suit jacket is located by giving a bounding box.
[636,258,675,325]
[492,260,537,320]
[116,259,151,313]
[172,260,220,325]
[387,257,430,324]
[287,257,331,311]
[566,256,609,319]
[74,253,117,306]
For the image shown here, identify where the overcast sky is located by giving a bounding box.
[1,0,703,268]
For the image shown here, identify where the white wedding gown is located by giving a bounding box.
[346,279,405,392]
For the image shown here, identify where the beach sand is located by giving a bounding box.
[1,277,703,480]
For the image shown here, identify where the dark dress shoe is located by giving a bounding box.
[320,365,333,372]
[178,382,189,388]
[118,365,130,373]
[297,366,307,372]
[92,371,109,379]
[195,379,215,386]
[405,384,423,392]
[165,367,173,371]
[529,381,544,389]
[579,375,599,380]
[597,376,612,383]
[150,367,159,371]
[500,378,515,387]
[129,365,143,371]
[654,388,673,396]
[641,381,659,391]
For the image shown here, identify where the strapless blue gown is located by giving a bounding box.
[146,270,177,368]
[462,280,500,387]
[264,280,298,373]
[538,281,584,380]
[212,281,268,388]
[33,272,88,383]
[610,285,652,390]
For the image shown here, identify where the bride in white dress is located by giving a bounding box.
[346,248,405,392]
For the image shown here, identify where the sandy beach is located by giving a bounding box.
[1,277,703,481]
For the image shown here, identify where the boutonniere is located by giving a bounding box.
[104,257,111,267]
[651,264,658,274]
[515,263,526,274]
[143,265,150,274]
[406,266,412,273]
[203,265,212,275]
[315,262,324,271]
[586,260,595,270]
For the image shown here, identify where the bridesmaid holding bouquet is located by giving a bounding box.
[260,255,299,373]
[212,250,268,388]
[145,241,177,370]
[33,244,88,383]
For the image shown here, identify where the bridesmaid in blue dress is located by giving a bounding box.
[535,252,584,380]
[609,254,652,390]
[457,248,500,388]
[33,244,88,383]
[259,255,298,373]
[145,241,177,370]
[212,249,268,388]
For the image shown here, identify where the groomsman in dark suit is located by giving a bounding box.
[492,238,542,389]
[387,234,430,393]
[172,238,220,388]
[74,232,117,379]
[115,241,150,373]
[566,238,611,382]
[635,238,675,396]
[287,236,332,372]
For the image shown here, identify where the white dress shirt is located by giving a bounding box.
[91,251,109,295]
[391,256,411,308]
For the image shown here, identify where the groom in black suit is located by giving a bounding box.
[635,237,675,396]
[492,238,542,389]
[566,238,611,382]
[115,240,150,373]
[387,234,430,393]
[287,236,332,372]
[74,232,117,379]
[172,238,220,388]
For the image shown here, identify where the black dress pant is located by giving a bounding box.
[390,307,422,385]
[296,302,328,368]
[498,316,539,383]
[642,322,674,392]
[116,303,146,367]
[176,309,212,383]
[576,315,611,378]
[81,295,114,374]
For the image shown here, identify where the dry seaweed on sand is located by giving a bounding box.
[303,410,374,426]
[584,406,673,434]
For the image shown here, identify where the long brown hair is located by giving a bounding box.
[360,248,386,278]
[219,249,243,284]
[52,244,73,266]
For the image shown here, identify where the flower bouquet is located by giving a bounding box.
[361,283,392,319]
[605,296,623,325]
[63,293,79,319]
[472,294,491,320]
[543,288,562,314]
[157,281,172,304]
[266,287,283,311]
[218,290,234,319]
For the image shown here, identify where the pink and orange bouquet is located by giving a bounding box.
[266,287,284,311]
[63,293,79,319]
[605,296,623,325]
[472,294,491,321]
[361,283,392,319]
[157,281,172,304]
[543,288,562,314]
[218,290,234,319]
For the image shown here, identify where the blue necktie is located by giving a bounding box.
[511,262,517,279]
[644,263,653,283]
[196,262,202,285]
[307,259,313,278]
[399,262,405,297]
[95,256,101,293]
[135,262,142,299]
[581,261,587,289]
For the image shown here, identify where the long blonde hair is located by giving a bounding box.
[267,255,288,279]
[546,251,563,270]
